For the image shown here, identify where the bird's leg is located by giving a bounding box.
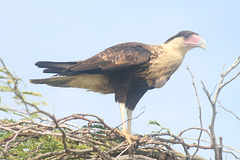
[116,103,138,144]
[126,108,132,134]
[126,108,138,140]
[119,102,127,133]
[117,103,133,143]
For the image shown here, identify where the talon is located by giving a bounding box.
[115,129,138,144]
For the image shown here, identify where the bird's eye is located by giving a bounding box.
[184,34,191,39]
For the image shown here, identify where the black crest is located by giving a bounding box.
[165,30,199,43]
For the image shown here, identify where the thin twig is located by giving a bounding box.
[178,127,212,142]
[2,57,240,159]
[186,67,204,159]
[201,56,240,160]
[222,150,240,159]
[115,144,131,159]
[218,101,240,121]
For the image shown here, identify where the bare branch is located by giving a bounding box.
[1,57,240,159]
[177,127,212,142]
[115,144,131,159]
[222,150,240,159]
[213,56,240,105]
[186,67,204,159]
[200,56,240,160]
[218,101,240,121]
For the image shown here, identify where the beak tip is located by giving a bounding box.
[199,38,206,51]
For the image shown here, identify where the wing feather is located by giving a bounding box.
[65,42,152,74]
[34,42,153,76]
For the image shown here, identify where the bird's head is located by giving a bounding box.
[164,30,206,54]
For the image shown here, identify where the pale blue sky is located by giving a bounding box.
[1,1,240,158]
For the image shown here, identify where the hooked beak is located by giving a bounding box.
[184,34,206,50]
[198,37,206,50]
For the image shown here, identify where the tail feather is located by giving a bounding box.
[31,61,114,94]
[30,76,73,87]
[30,74,113,94]
[35,61,78,74]
[43,68,66,73]
[35,61,77,68]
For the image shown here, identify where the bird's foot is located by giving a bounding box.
[114,129,138,144]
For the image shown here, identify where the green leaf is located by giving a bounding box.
[148,120,162,127]
[41,101,47,105]
[0,84,12,92]
[148,120,172,136]
[30,113,40,119]
[0,107,9,113]
[7,79,13,84]
[0,75,7,79]
[22,91,42,96]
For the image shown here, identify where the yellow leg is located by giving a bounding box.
[118,103,137,144]
[119,103,127,133]
[126,108,132,134]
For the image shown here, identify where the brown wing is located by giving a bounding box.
[34,42,153,76]
[64,42,152,74]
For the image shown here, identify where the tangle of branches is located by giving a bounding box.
[0,57,240,159]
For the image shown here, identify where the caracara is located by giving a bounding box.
[30,30,206,141]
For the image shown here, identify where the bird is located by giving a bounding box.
[30,30,206,142]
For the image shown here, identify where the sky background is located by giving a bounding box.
[1,1,240,159]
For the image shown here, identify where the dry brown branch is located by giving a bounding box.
[177,127,212,143]
[2,110,240,159]
[57,113,113,130]
[186,67,204,159]
[218,101,240,121]
[0,112,216,159]
[1,57,240,159]
[221,57,240,88]
[200,56,240,160]
[222,150,240,159]
[1,58,70,154]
